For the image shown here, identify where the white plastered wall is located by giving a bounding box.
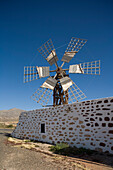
[12,97,113,154]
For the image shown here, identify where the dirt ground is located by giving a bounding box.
[0,129,113,170]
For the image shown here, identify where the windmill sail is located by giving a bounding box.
[69,64,84,74]
[69,60,100,75]
[36,66,50,78]
[61,37,87,63]
[46,50,58,66]
[24,66,39,83]
[31,88,52,106]
[38,39,58,66]
[61,52,76,63]
[60,77,73,91]
[24,66,50,83]
[64,81,86,103]
[41,77,57,90]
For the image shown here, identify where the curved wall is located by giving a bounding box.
[12,97,113,154]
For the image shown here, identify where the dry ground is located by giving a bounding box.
[0,129,113,170]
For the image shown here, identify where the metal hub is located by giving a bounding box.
[56,67,62,74]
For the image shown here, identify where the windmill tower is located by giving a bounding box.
[24,38,100,107]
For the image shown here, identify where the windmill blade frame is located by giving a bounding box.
[69,60,100,75]
[64,81,86,103]
[60,77,73,91]
[61,37,87,63]
[41,77,57,90]
[31,88,52,106]
[37,39,59,67]
[36,66,50,78]
[24,66,39,83]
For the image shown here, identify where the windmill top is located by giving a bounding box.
[24,37,100,107]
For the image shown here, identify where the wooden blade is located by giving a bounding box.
[36,66,50,78]
[80,60,100,75]
[24,66,50,83]
[31,88,52,106]
[37,39,58,66]
[41,77,57,90]
[69,60,100,75]
[69,64,84,74]
[24,66,39,83]
[60,77,73,91]
[64,81,86,103]
[61,37,87,63]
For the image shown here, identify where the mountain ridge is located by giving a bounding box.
[0,108,25,122]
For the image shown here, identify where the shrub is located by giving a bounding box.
[6,124,13,128]
[50,143,69,154]
[24,140,31,143]
[49,143,96,156]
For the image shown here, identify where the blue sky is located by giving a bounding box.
[0,0,113,110]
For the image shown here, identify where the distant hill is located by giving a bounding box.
[0,108,25,122]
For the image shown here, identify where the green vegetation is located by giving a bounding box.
[6,124,13,128]
[50,143,69,153]
[24,139,31,143]
[0,123,14,129]
[49,142,96,156]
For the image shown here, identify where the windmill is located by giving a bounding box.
[24,38,100,107]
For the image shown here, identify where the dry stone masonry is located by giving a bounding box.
[12,97,113,154]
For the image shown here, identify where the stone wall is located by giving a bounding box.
[12,97,113,154]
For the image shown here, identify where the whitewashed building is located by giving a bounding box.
[12,97,113,154]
